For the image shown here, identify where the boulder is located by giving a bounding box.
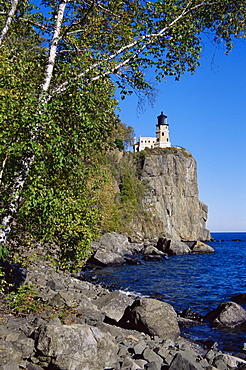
[0,359,20,370]
[89,248,126,266]
[205,301,246,328]
[178,308,204,328]
[0,339,23,367]
[179,308,204,322]
[35,322,118,370]
[87,232,143,266]
[121,356,143,370]
[143,347,163,369]
[94,290,134,322]
[127,298,180,340]
[231,293,246,305]
[164,240,191,256]
[191,241,214,254]
[143,245,166,255]
[213,353,246,369]
[169,352,204,370]
[0,326,35,368]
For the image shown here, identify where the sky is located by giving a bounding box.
[116,38,246,232]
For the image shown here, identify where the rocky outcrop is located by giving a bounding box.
[94,290,134,323]
[1,260,246,370]
[157,238,191,256]
[86,233,214,267]
[35,322,118,370]
[191,241,215,254]
[205,301,246,328]
[129,149,211,242]
[126,298,180,340]
[88,232,143,266]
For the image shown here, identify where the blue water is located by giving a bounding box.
[89,232,246,353]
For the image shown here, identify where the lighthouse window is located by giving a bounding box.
[167,138,169,142]
[162,132,165,136]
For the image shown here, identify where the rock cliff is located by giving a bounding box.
[127,148,211,241]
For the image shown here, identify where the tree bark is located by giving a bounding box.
[0,0,69,246]
[0,0,19,47]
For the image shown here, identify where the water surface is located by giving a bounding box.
[87,232,246,353]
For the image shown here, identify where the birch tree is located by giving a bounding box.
[0,0,245,263]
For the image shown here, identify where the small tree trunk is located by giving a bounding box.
[0,0,19,47]
[0,0,69,247]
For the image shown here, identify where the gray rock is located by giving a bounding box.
[135,359,148,369]
[0,359,19,370]
[121,356,142,370]
[14,336,35,359]
[88,232,142,266]
[134,340,147,355]
[146,362,160,370]
[205,349,217,364]
[143,245,165,255]
[212,357,228,370]
[80,308,105,325]
[26,364,44,370]
[127,150,211,241]
[143,347,163,368]
[164,239,191,256]
[48,291,72,307]
[94,290,134,322]
[169,352,204,370]
[128,298,180,340]
[191,241,214,253]
[35,323,118,369]
[91,248,126,266]
[213,353,246,369]
[205,301,246,328]
[0,339,23,367]
[157,347,174,365]
[199,201,211,241]
[46,279,65,291]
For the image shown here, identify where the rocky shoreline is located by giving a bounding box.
[86,232,215,268]
[1,250,246,370]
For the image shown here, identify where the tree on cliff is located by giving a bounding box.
[0,0,245,266]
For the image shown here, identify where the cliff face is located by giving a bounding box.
[128,148,211,241]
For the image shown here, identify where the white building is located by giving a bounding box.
[133,112,171,152]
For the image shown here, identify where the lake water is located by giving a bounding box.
[87,232,246,354]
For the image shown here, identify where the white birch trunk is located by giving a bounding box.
[0,0,68,246]
[0,0,19,47]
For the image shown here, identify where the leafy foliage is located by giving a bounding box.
[114,138,124,151]
[4,284,42,313]
[0,0,246,270]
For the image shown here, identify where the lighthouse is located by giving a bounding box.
[154,112,171,148]
[132,111,172,152]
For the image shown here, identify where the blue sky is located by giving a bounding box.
[117,38,246,232]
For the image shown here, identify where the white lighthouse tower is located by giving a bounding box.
[154,112,171,148]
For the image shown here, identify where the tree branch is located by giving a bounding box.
[49,0,212,98]
[0,0,19,47]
